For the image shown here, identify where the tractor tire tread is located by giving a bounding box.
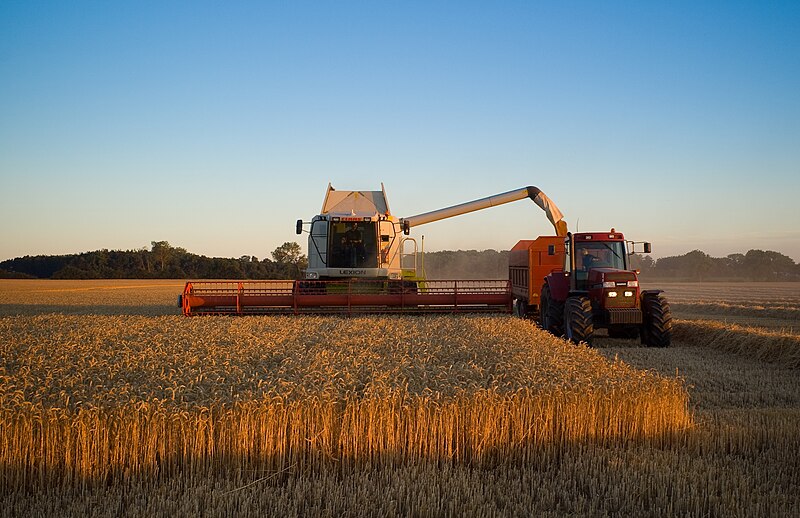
[564,296,593,345]
[642,294,672,347]
[540,285,564,336]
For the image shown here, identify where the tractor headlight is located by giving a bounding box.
[607,291,618,298]
[627,280,639,287]
[389,272,401,280]
[624,291,634,297]
[305,271,319,279]
[602,281,615,288]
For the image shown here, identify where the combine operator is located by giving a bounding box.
[344,223,366,268]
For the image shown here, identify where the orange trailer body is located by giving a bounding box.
[508,236,565,313]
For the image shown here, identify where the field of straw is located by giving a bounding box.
[654,281,800,332]
[1,280,799,516]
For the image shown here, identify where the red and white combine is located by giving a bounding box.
[179,184,671,346]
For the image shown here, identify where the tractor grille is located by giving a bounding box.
[607,308,642,324]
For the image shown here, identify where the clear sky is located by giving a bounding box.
[1,1,799,262]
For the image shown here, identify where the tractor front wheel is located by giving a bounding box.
[564,296,593,346]
[641,293,672,347]
[540,285,564,336]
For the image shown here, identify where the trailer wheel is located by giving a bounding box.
[514,298,529,318]
[564,296,593,345]
[641,293,672,347]
[540,285,564,336]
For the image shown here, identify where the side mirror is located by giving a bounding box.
[296,219,303,235]
[643,242,652,254]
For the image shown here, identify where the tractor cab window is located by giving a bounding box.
[575,241,627,270]
[574,241,627,288]
[328,221,378,268]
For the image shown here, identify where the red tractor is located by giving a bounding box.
[510,230,671,347]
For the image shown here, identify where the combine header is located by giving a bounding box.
[180,184,565,316]
[180,279,511,316]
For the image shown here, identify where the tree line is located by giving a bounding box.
[630,249,800,281]
[421,248,800,282]
[0,241,308,280]
[1,243,798,281]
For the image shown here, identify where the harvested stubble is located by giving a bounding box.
[648,282,800,333]
[0,279,181,316]
[673,319,800,368]
[652,281,800,306]
[0,314,690,489]
[670,301,800,321]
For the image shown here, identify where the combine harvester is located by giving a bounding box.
[180,184,671,346]
[180,185,564,316]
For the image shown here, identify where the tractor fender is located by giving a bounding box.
[640,289,664,298]
[544,272,570,302]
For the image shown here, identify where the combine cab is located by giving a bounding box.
[299,183,415,282]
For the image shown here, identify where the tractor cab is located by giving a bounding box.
[566,232,629,290]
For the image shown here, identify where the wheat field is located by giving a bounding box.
[1,280,799,517]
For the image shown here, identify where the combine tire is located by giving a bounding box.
[296,281,325,295]
[388,280,419,295]
[641,293,672,347]
[564,296,593,345]
[539,285,564,336]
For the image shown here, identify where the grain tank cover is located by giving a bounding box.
[321,183,391,218]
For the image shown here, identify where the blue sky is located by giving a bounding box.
[1,1,799,262]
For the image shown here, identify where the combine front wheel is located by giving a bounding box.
[564,296,593,346]
[641,294,672,347]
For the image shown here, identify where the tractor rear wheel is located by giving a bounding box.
[539,285,564,336]
[641,293,672,347]
[564,296,593,345]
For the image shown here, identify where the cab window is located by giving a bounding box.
[328,221,378,268]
